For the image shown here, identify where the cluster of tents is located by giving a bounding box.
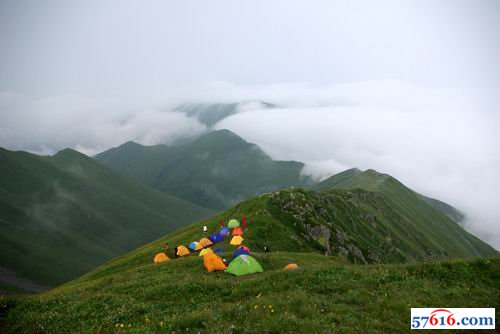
[153,218,267,276]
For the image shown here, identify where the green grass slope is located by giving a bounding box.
[0,147,212,291]
[314,169,496,258]
[38,177,494,282]
[95,129,312,210]
[1,181,498,332]
[0,219,498,332]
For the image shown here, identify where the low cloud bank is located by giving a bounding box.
[0,80,499,248]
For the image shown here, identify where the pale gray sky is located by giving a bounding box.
[0,1,499,248]
[1,0,499,95]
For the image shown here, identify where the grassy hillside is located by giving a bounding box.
[313,169,494,257]
[0,220,498,332]
[39,186,494,284]
[1,176,498,332]
[0,147,212,291]
[1,256,498,334]
[95,129,312,210]
[315,169,466,222]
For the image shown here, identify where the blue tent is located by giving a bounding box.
[189,241,201,251]
[232,247,250,259]
[209,233,224,244]
[214,248,225,254]
[219,227,230,236]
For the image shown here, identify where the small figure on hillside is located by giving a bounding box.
[203,225,208,233]
[264,245,270,253]
[219,220,225,228]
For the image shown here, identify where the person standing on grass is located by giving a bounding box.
[203,225,208,233]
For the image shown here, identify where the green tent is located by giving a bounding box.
[227,219,240,228]
[225,255,263,276]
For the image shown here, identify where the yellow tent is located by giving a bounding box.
[203,253,226,272]
[199,237,213,248]
[153,252,170,263]
[199,248,214,257]
[230,235,244,246]
[176,245,190,257]
[284,263,299,270]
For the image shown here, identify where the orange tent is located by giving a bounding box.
[230,235,244,246]
[284,263,299,270]
[203,253,226,272]
[153,252,170,263]
[176,245,190,257]
[232,227,244,236]
[199,237,213,248]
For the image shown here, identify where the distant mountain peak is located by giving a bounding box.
[95,129,311,210]
[174,101,276,127]
[53,148,89,160]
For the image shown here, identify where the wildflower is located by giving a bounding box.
[254,305,258,309]
[120,324,124,328]
[269,305,272,308]
[271,309,275,313]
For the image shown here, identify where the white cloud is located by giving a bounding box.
[211,81,500,249]
[0,80,499,249]
[0,93,206,156]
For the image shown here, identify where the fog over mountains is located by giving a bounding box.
[1,1,499,248]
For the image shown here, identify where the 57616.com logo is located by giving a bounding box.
[411,308,495,330]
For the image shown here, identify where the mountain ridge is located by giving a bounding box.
[0,146,212,292]
[95,129,313,210]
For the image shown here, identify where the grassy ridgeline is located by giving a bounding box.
[0,253,498,333]
[95,130,312,210]
[1,176,499,332]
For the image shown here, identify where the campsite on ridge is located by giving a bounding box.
[1,134,497,295]
[1,190,498,333]
[2,1,500,332]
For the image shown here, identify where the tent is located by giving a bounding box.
[227,219,240,228]
[219,227,230,236]
[176,245,190,257]
[230,235,244,246]
[203,253,227,272]
[153,252,170,263]
[225,255,263,276]
[284,263,299,270]
[232,227,244,236]
[214,248,225,254]
[238,245,251,254]
[199,248,214,257]
[189,241,203,251]
[232,247,250,259]
[199,237,213,248]
[209,233,224,244]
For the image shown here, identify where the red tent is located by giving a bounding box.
[232,227,244,236]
